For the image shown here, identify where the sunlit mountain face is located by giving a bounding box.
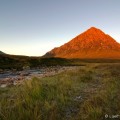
[44,27,120,59]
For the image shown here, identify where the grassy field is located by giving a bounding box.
[0,63,120,120]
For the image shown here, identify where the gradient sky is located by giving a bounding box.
[0,0,120,56]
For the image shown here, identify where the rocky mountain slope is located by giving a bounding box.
[45,27,120,58]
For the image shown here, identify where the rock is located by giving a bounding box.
[23,66,30,70]
[20,72,30,76]
[0,84,7,88]
[0,69,4,74]
[74,96,82,101]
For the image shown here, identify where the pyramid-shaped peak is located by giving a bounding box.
[87,26,102,31]
[89,26,99,30]
[85,26,105,34]
[44,26,120,58]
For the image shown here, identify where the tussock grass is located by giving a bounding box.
[0,63,120,120]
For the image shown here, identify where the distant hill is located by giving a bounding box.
[0,54,71,70]
[0,51,5,54]
[44,27,120,59]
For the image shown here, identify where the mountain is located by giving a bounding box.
[44,27,120,59]
[0,51,5,55]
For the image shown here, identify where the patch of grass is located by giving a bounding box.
[0,63,120,120]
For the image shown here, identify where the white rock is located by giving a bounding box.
[0,84,7,88]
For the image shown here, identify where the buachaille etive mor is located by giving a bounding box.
[44,27,120,58]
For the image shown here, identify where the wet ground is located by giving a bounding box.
[0,66,78,87]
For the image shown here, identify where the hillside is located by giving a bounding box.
[0,51,5,54]
[45,27,120,58]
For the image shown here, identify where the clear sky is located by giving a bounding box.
[0,0,120,56]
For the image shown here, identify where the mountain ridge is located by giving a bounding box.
[44,27,120,58]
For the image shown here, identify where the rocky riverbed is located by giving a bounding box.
[0,66,78,87]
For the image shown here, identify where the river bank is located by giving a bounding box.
[0,66,78,87]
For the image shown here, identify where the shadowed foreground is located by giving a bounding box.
[0,63,120,120]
